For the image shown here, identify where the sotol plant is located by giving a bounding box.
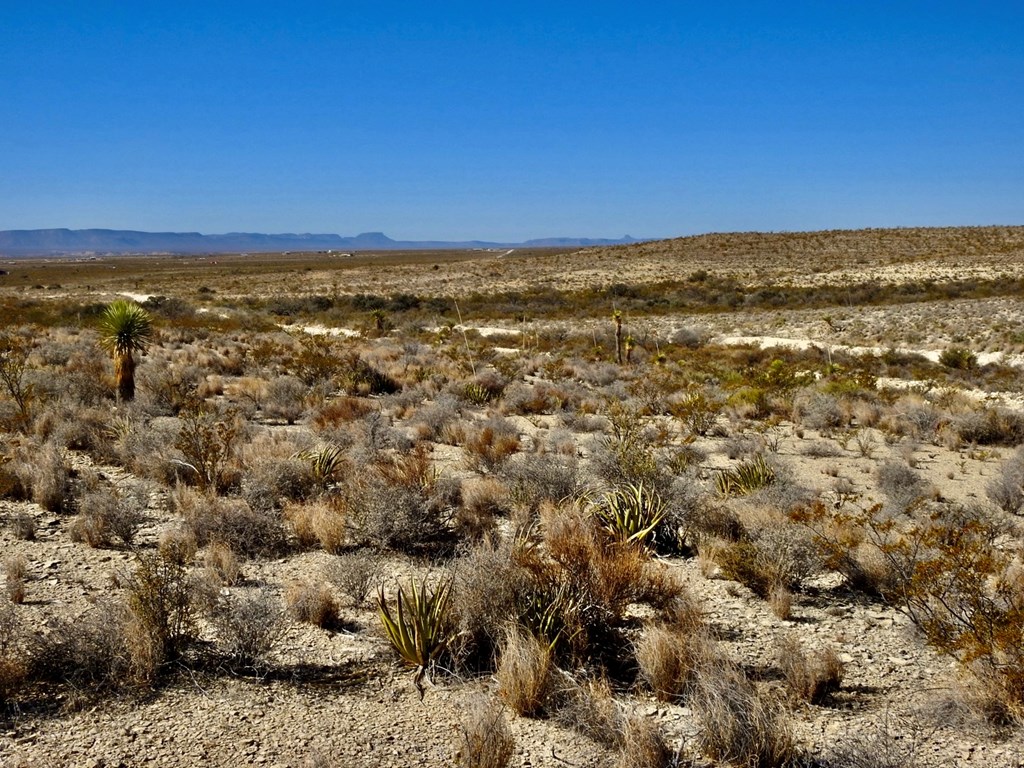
[98,300,154,402]
[377,577,454,688]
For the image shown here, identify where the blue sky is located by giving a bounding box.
[2,2,1022,240]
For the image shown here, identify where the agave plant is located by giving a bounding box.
[715,454,776,498]
[377,578,453,682]
[592,482,666,546]
[98,300,154,402]
[295,443,347,489]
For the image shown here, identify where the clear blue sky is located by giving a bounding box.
[2,2,1022,241]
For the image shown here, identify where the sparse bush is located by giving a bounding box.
[876,459,929,513]
[285,580,340,628]
[496,627,553,716]
[211,589,284,670]
[263,374,308,424]
[123,548,200,668]
[776,635,844,704]
[326,550,382,607]
[174,400,247,492]
[10,442,72,513]
[953,407,1024,447]
[5,555,28,604]
[71,482,147,548]
[173,486,288,557]
[552,675,624,748]
[988,447,1024,514]
[455,700,515,768]
[9,511,36,541]
[455,477,509,541]
[793,389,845,431]
[939,345,977,370]
[499,452,580,514]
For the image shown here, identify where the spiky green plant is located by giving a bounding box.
[592,483,666,546]
[377,578,453,681]
[715,454,776,497]
[97,300,154,402]
[295,443,347,489]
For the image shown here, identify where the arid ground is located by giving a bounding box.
[3,226,1024,767]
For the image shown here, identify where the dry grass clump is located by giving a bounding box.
[455,476,511,541]
[692,656,797,767]
[8,441,73,513]
[615,715,672,768]
[455,699,515,768]
[171,485,288,557]
[987,446,1024,514]
[776,635,844,704]
[552,675,625,748]
[326,550,383,607]
[202,541,242,586]
[496,627,553,716]
[461,418,521,474]
[285,498,348,553]
[8,511,37,541]
[0,601,26,703]
[634,622,711,702]
[5,555,28,604]
[285,580,340,628]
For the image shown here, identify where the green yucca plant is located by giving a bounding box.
[377,578,453,681]
[592,483,666,546]
[295,443,347,488]
[97,300,154,402]
[715,454,776,498]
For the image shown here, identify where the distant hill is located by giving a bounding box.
[0,228,641,256]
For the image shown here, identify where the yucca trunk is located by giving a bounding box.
[115,351,136,402]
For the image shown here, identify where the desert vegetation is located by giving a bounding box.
[3,227,1024,765]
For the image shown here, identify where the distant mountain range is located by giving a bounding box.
[0,229,642,256]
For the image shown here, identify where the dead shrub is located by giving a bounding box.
[455,477,511,541]
[616,715,672,768]
[71,482,147,548]
[285,580,339,628]
[462,419,521,474]
[263,374,308,424]
[692,657,796,768]
[5,555,28,604]
[30,601,142,692]
[9,511,36,541]
[496,627,553,716]
[987,447,1024,514]
[455,699,515,768]
[326,550,382,607]
[776,635,844,704]
[203,541,242,586]
[172,486,288,557]
[635,623,710,702]
[123,549,201,670]
[210,589,284,671]
[769,585,793,621]
[157,525,198,564]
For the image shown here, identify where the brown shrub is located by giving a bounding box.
[285,580,339,628]
[203,542,242,586]
[616,716,671,768]
[776,635,844,704]
[634,624,711,702]
[455,699,515,768]
[496,628,553,716]
[462,420,521,474]
[5,555,28,605]
[692,657,796,767]
[326,550,382,607]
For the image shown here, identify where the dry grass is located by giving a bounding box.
[455,700,515,768]
[496,628,553,716]
[285,580,340,629]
